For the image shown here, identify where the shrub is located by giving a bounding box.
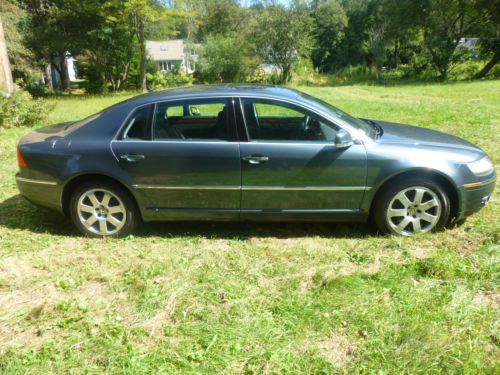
[0,90,51,129]
[24,78,51,98]
[196,34,260,83]
[146,70,193,90]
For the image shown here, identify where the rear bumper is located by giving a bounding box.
[16,175,62,212]
[456,177,495,220]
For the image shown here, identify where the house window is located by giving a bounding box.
[160,44,168,51]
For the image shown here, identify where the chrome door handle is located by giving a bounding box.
[120,154,145,162]
[242,155,269,164]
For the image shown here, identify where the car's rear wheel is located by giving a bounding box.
[373,178,450,236]
[70,181,138,238]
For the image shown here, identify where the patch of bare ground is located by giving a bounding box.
[0,279,131,351]
[131,285,187,349]
[0,283,59,351]
[299,331,358,367]
[0,256,44,285]
[473,291,500,308]
[134,284,183,336]
[410,246,435,260]
[48,237,86,253]
[442,230,481,256]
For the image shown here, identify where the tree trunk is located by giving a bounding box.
[394,39,399,68]
[0,15,14,94]
[59,52,71,90]
[44,62,53,90]
[118,62,130,91]
[138,19,147,92]
[475,50,500,79]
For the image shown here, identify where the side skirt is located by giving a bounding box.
[141,208,368,223]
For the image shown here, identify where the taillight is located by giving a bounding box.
[17,147,28,168]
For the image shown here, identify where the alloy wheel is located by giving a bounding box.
[386,186,442,236]
[76,189,127,236]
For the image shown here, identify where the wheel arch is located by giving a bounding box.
[368,169,460,222]
[61,173,141,218]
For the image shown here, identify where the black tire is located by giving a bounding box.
[69,181,139,238]
[373,178,450,236]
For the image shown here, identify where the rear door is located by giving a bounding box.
[111,98,241,221]
[237,98,368,221]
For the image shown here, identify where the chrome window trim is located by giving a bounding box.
[111,93,371,144]
[16,176,58,186]
[111,139,240,145]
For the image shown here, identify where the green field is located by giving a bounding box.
[0,81,498,374]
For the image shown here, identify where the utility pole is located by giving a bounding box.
[0,14,14,94]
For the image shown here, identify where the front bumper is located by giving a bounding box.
[16,174,62,212]
[456,176,496,220]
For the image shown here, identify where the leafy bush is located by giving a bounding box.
[79,64,109,94]
[24,79,51,98]
[146,70,193,90]
[196,34,260,83]
[0,90,51,129]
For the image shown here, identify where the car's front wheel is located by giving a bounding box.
[373,178,451,236]
[70,181,138,238]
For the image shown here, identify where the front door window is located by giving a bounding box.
[241,98,339,142]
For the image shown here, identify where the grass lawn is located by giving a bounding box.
[0,81,498,374]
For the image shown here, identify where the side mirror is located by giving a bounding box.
[334,129,354,148]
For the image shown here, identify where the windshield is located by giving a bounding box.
[300,92,376,138]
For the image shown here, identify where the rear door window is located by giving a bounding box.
[153,98,233,141]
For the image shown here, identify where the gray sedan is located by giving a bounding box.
[16,85,495,237]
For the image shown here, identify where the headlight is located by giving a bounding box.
[467,156,494,176]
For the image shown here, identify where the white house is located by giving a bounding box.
[146,40,197,74]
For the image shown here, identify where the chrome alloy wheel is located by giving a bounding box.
[76,189,126,236]
[386,186,442,236]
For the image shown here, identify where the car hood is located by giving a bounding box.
[372,120,482,152]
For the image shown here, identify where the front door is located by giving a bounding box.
[111,98,241,221]
[237,98,367,221]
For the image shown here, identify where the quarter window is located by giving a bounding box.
[241,99,339,142]
[122,105,153,140]
[154,99,232,141]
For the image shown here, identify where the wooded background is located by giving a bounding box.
[1,0,499,94]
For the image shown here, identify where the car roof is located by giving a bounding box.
[121,84,305,107]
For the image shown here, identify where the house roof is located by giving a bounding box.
[146,40,185,61]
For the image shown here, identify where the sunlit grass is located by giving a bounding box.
[0,81,498,374]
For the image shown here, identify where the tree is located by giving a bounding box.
[0,0,34,81]
[124,0,186,91]
[254,3,313,83]
[20,0,101,90]
[185,0,245,41]
[473,0,500,78]
[0,14,14,93]
[311,0,348,73]
[419,0,476,79]
[196,34,259,82]
[85,0,138,92]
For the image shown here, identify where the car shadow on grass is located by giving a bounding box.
[0,194,374,240]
